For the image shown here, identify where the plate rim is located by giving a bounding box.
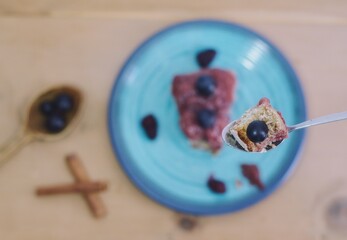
[107,19,307,215]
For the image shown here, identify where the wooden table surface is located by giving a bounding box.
[0,1,347,239]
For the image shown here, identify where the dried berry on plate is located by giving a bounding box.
[141,114,158,140]
[241,164,264,190]
[207,175,226,194]
[196,49,217,68]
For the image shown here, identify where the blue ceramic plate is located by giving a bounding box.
[108,20,306,215]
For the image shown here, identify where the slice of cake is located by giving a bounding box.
[225,98,288,152]
[172,68,236,153]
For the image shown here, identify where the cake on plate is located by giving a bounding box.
[172,68,236,153]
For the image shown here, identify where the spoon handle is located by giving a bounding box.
[288,111,347,132]
[0,132,32,168]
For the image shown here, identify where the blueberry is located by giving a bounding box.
[207,176,226,194]
[196,109,216,129]
[195,75,216,97]
[45,114,66,133]
[196,49,216,68]
[54,93,74,112]
[141,114,158,140]
[246,120,268,143]
[39,100,55,116]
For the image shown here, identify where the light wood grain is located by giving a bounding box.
[0,0,346,18]
[0,13,346,240]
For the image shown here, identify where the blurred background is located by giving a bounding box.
[0,0,347,239]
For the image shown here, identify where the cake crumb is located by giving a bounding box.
[235,179,243,188]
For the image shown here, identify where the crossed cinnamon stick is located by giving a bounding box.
[36,154,108,218]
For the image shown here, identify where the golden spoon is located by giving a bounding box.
[0,85,83,167]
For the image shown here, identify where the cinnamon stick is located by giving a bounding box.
[36,181,107,196]
[66,154,107,218]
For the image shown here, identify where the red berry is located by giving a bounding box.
[207,175,226,194]
[241,164,264,190]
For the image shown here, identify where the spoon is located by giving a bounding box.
[222,111,347,152]
[0,85,83,167]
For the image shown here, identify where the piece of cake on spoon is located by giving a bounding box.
[225,97,288,152]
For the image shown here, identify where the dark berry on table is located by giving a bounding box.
[39,100,55,116]
[241,164,264,190]
[207,175,226,194]
[246,120,269,143]
[141,114,158,140]
[54,93,74,112]
[45,114,66,133]
[195,75,216,97]
[196,49,217,68]
[196,109,216,129]
[179,217,197,231]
